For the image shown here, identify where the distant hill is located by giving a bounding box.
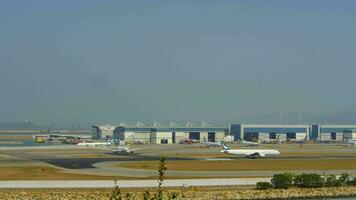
[0,121,44,130]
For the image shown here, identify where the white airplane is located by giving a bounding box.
[262,135,283,144]
[203,137,221,147]
[221,141,280,158]
[344,139,356,146]
[76,139,115,147]
[240,140,258,147]
[113,145,144,155]
[293,135,308,144]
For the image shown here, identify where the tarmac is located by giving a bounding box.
[62,161,356,178]
[0,143,356,179]
[0,178,271,188]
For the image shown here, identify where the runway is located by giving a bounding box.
[1,144,356,179]
[0,178,271,188]
[38,155,194,169]
[38,155,356,169]
[57,161,356,178]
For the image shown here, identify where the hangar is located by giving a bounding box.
[311,124,356,141]
[229,124,310,142]
[113,122,227,144]
[92,125,116,139]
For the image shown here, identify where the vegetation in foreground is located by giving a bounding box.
[257,172,356,190]
[1,185,356,200]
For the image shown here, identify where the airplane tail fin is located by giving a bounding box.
[221,141,230,150]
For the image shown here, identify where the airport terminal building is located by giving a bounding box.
[113,122,227,144]
[229,124,310,142]
[92,125,116,139]
[93,122,356,143]
[311,124,356,141]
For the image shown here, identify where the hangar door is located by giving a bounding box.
[331,132,336,140]
[189,132,200,141]
[287,133,296,140]
[208,132,215,142]
[244,132,258,142]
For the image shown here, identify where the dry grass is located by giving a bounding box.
[0,166,251,180]
[0,166,128,180]
[164,152,356,158]
[163,152,235,158]
[0,135,32,140]
[119,158,356,171]
[279,152,356,157]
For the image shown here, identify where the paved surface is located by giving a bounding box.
[1,143,356,179]
[0,178,271,188]
[60,161,356,178]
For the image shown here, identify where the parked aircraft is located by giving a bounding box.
[76,139,115,147]
[240,140,258,147]
[344,139,356,147]
[293,135,308,144]
[113,146,133,155]
[203,137,221,148]
[262,135,283,144]
[221,141,280,158]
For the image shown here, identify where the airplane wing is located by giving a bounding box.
[129,148,145,152]
[247,152,265,158]
[94,146,116,151]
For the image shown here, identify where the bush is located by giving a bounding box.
[256,182,273,190]
[271,173,294,189]
[325,175,342,187]
[346,177,356,186]
[294,173,324,188]
[110,180,122,200]
[339,173,350,184]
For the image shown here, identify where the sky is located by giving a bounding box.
[1,1,356,128]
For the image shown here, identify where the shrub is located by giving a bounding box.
[325,175,342,187]
[339,173,350,184]
[346,177,356,186]
[271,173,294,189]
[110,180,122,200]
[294,173,324,188]
[153,156,167,200]
[256,182,273,190]
[142,191,151,200]
[168,192,178,200]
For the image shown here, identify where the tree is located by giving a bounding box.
[271,173,294,189]
[155,156,167,200]
[110,180,122,200]
[294,173,324,188]
[256,182,273,190]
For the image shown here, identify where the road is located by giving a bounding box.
[0,178,271,188]
[60,161,356,178]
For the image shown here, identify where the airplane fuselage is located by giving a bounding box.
[77,142,112,147]
[222,149,280,158]
[205,142,221,147]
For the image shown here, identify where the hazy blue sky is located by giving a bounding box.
[1,1,356,127]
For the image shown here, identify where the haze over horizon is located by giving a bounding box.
[1,1,356,127]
